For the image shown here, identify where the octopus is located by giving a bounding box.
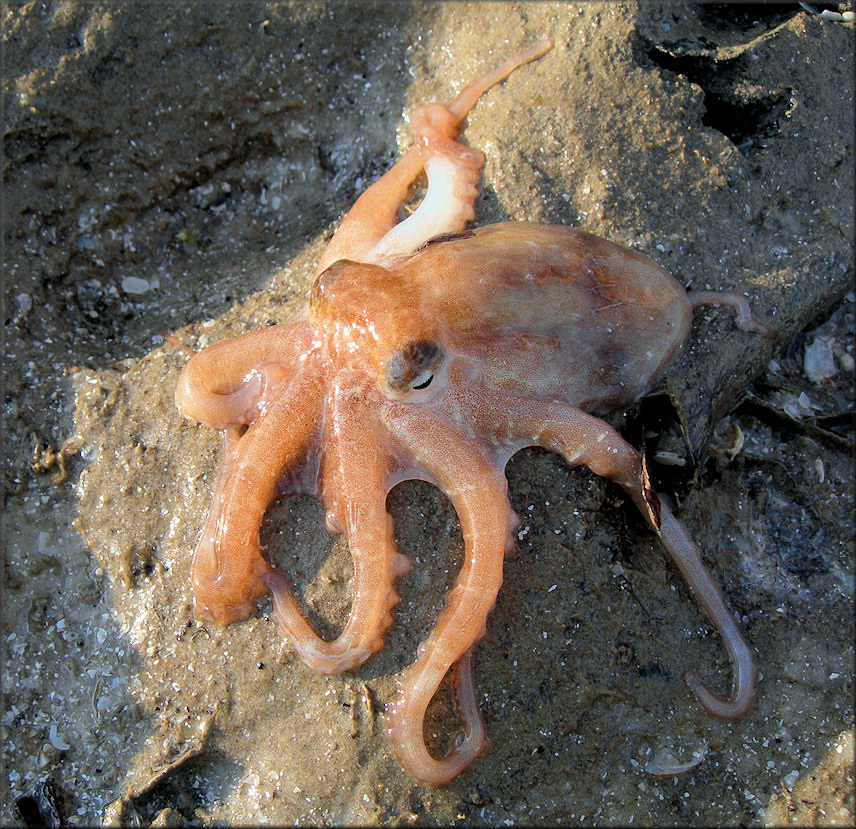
[174,40,770,786]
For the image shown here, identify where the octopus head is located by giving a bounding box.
[309,258,448,401]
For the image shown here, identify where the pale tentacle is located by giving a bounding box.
[451,384,757,721]
[384,404,516,786]
[316,41,553,273]
[688,290,774,337]
[656,502,757,720]
[190,364,325,624]
[367,151,483,263]
[269,381,410,674]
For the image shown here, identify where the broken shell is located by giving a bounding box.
[644,745,707,776]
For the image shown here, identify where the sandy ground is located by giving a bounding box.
[3,2,854,826]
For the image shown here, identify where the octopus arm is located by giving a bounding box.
[269,381,410,674]
[315,41,553,273]
[656,504,758,720]
[458,386,757,721]
[383,401,518,786]
[315,146,426,273]
[190,365,325,625]
[175,319,314,430]
[688,290,775,337]
[366,152,483,265]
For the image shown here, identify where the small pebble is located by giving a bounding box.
[121,276,152,295]
[783,770,799,790]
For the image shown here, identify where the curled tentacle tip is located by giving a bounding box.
[686,671,756,722]
[465,733,490,760]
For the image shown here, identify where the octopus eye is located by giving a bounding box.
[385,340,444,394]
[412,371,434,390]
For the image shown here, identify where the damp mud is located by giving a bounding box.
[3,3,854,826]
